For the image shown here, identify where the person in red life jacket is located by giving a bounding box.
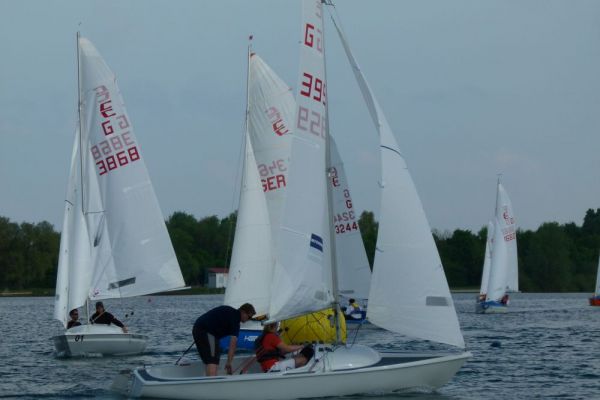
[67,309,81,329]
[255,323,314,372]
[89,301,128,333]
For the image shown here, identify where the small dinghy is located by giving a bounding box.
[476,179,518,314]
[52,35,186,357]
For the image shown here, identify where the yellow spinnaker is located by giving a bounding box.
[280,308,346,344]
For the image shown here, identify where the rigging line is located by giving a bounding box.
[380,145,402,158]
[223,37,253,273]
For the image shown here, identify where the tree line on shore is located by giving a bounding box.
[1,209,600,293]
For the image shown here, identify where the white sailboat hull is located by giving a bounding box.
[127,346,471,400]
[475,301,508,314]
[52,324,147,357]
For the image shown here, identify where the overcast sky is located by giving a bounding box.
[1,0,599,233]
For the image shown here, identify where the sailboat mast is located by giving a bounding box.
[76,31,85,213]
[321,1,342,344]
[494,174,501,218]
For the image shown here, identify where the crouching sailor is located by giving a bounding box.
[255,322,314,372]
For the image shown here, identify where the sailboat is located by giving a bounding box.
[52,35,186,357]
[589,254,600,306]
[222,48,371,350]
[124,2,469,397]
[476,179,518,313]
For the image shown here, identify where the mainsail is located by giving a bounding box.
[495,182,518,292]
[54,37,185,326]
[268,0,334,321]
[331,13,465,348]
[246,53,295,244]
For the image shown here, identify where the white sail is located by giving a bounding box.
[329,138,371,300]
[495,182,518,292]
[224,132,273,315]
[486,217,509,302]
[54,128,95,327]
[332,15,464,348]
[268,0,333,321]
[479,221,494,297]
[595,254,600,297]
[247,53,295,245]
[77,37,185,300]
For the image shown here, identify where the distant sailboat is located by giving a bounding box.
[589,254,600,306]
[52,35,186,356]
[476,179,518,313]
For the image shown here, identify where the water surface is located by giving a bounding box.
[0,293,598,399]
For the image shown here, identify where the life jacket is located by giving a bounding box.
[254,332,285,363]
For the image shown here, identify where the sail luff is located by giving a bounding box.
[331,9,464,348]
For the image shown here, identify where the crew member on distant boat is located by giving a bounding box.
[66,309,81,329]
[342,298,363,320]
[255,323,313,372]
[500,294,509,305]
[89,301,128,333]
[193,303,256,376]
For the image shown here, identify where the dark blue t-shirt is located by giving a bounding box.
[194,305,241,339]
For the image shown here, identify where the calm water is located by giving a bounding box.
[0,293,598,399]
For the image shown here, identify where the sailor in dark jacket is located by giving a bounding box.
[89,301,128,333]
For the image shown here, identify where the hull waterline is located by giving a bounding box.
[475,300,508,314]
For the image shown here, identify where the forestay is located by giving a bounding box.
[495,183,518,292]
[331,15,465,348]
[329,138,371,300]
[479,220,494,297]
[268,0,333,322]
[77,38,185,300]
[224,132,273,315]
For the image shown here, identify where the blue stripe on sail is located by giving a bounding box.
[310,234,323,252]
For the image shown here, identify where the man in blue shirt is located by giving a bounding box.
[193,303,255,376]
